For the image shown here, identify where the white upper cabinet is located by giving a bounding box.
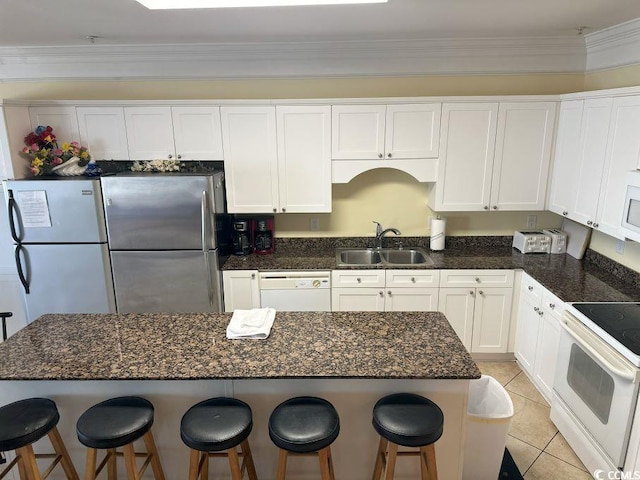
[331,103,440,160]
[80,106,223,161]
[77,107,129,160]
[171,106,223,161]
[548,100,584,217]
[490,102,556,211]
[124,107,176,160]
[221,106,279,214]
[596,96,640,238]
[276,105,331,213]
[29,107,80,144]
[431,103,498,211]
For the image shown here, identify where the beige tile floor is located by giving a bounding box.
[477,361,593,479]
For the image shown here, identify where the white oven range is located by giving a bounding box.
[551,302,640,474]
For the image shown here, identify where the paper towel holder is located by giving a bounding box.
[430,215,446,251]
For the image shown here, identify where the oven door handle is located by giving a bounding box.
[561,315,640,383]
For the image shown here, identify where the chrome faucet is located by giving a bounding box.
[373,221,401,249]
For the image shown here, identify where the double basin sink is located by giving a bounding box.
[336,247,433,267]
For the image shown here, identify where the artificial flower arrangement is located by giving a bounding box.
[20,125,91,176]
[130,159,183,172]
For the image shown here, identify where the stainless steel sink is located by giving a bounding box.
[337,249,382,266]
[381,248,432,265]
[336,247,432,267]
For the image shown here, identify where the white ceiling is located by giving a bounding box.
[1,0,640,47]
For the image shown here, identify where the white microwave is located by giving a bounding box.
[620,171,640,243]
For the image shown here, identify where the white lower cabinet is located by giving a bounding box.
[331,269,439,312]
[514,272,564,402]
[222,270,260,312]
[438,270,514,353]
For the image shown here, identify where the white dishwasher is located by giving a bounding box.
[259,271,331,311]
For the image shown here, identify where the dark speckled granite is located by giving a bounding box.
[0,312,480,381]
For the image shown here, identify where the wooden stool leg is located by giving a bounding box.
[21,444,41,480]
[327,446,336,480]
[422,444,438,480]
[318,447,334,480]
[371,437,388,480]
[15,450,31,480]
[122,444,138,480]
[84,448,97,480]
[200,453,208,480]
[276,450,288,480]
[48,426,80,480]
[240,439,258,480]
[188,449,199,480]
[383,442,397,480]
[228,447,243,480]
[106,449,117,480]
[142,431,165,480]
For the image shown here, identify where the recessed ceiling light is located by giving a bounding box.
[135,0,387,8]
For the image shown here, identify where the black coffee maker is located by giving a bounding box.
[232,220,253,256]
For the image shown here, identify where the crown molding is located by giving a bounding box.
[0,36,586,81]
[585,17,640,72]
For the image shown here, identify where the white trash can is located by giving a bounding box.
[462,375,514,480]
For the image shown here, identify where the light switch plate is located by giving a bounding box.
[617,239,625,255]
[526,215,537,229]
[309,217,320,231]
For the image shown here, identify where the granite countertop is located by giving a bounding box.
[0,312,480,381]
[222,239,640,303]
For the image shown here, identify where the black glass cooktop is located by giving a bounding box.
[573,303,640,356]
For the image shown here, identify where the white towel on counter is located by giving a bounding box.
[226,308,276,340]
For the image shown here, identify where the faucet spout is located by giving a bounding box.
[377,227,401,249]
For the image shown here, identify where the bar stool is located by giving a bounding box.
[0,397,80,480]
[268,396,340,480]
[371,393,444,480]
[76,396,165,480]
[180,397,258,480]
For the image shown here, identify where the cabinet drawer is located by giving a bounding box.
[541,289,564,320]
[331,270,385,288]
[440,270,514,288]
[385,270,440,288]
[520,272,543,302]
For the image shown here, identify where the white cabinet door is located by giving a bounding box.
[386,288,439,312]
[491,102,556,211]
[434,103,499,211]
[547,100,584,217]
[533,307,561,402]
[384,104,441,159]
[29,106,80,143]
[276,106,331,213]
[77,107,129,160]
[124,106,175,160]
[514,292,540,375]
[571,98,612,226]
[471,287,513,354]
[331,287,385,312]
[222,270,259,312]
[221,106,278,214]
[331,105,386,160]
[596,96,640,238]
[171,106,223,161]
[438,288,475,350]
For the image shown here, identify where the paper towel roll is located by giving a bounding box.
[430,217,446,251]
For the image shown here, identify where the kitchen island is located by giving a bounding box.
[0,312,480,479]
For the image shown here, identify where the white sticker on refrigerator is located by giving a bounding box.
[16,190,52,228]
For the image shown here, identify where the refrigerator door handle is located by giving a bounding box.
[14,244,30,294]
[202,190,214,307]
[7,189,21,243]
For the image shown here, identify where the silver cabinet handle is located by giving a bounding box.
[492,206,498,210]
[379,291,384,296]
[538,310,544,316]
[387,290,392,296]
[387,153,392,158]
[168,154,173,159]
[478,290,484,295]
[562,211,568,216]
[273,208,277,213]
[411,277,416,283]
[357,278,361,283]
[593,223,599,228]
[475,277,481,283]
[282,208,286,213]
[378,153,383,158]
[534,306,539,312]
[469,291,475,296]
[251,273,256,280]
[549,303,555,309]
[587,220,593,226]
[177,154,182,160]
[528,285,533,291]
[484,206,489,210]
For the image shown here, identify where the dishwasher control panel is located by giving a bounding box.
[295,278,329,289]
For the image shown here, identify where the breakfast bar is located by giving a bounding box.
[0,311,480,479]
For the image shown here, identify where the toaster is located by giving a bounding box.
[543,228,567,254]
[512,231,551,254]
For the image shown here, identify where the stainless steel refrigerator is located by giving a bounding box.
[4,178,116,323]
[100,172,228,313]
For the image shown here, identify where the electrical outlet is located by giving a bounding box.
[309,217,320,231]
[526,215,537,229]
[617,239,626,255]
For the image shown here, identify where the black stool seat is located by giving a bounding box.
[373,393,444,448]
[0,398,59,451]
[181,398,253,452]
[76,396,154,449]
[269,396,340,454]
